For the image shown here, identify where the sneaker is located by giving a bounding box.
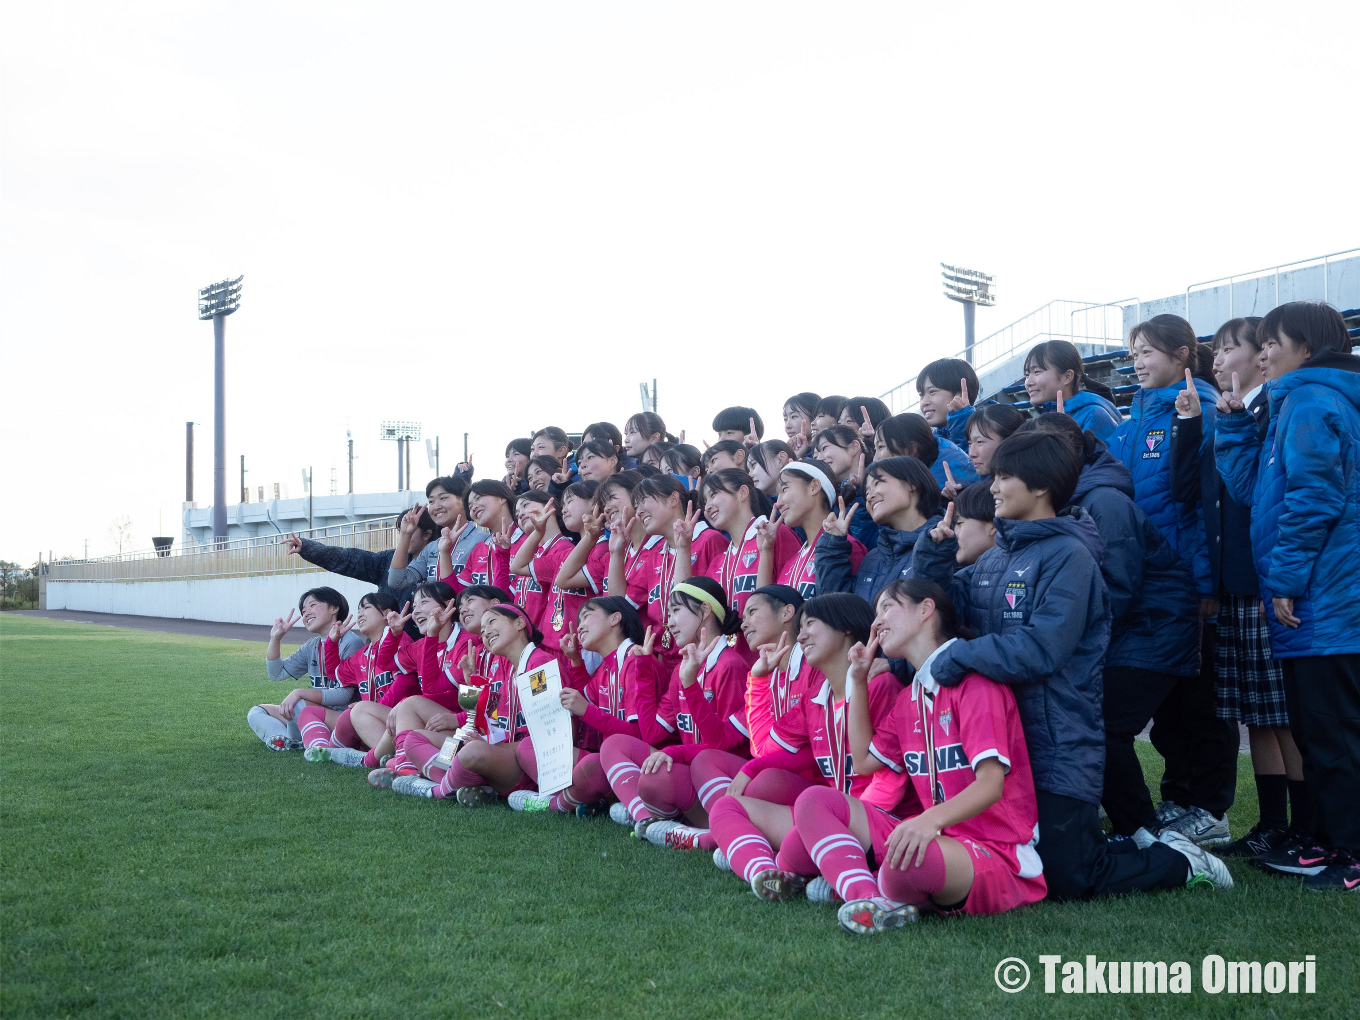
[392,776,437,798]
[1252,834,1335,877]
[1157,829,1234,890]
[1218,824,1289,858]
[303,746,332,763]
[806,876,841,904]
[713,849,731,872]
[324,746,369,768]
[1303,853,1360,893]
[608,802,633,826]
[1155,801,1186,827]
[367,768,396,789]
[837,897,919,935]
[508,790,553,812]
[576,799,611,819]
[1160,806,1230,846]
[749,868,807,902]
[643,821,707,850]
[455,785,499,808]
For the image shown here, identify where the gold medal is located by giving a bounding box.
[551,594,565,632]
[726,633,738,648]
[661,627,672,650]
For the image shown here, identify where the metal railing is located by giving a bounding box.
[1185,248,1358,320]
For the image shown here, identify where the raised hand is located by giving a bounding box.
[822,496,858,538]
[560,622,580,662]
[790,420,810,457]
[1175,367,1202,418]
[530,499,556,535]
[460,643,479,680]
[438,526,456,557]
[751,631,792,678]
[1216,371,1246,415]
[385,601,413,634]
[946,378,971,413]
[744,417,760,448]
[270,609,299,640]
[433,598,458,631]
[858,405,876,440]
[672,505,701,550]
[329,614,356,642]
[455,454,474,475]
[552,467,572,486]
[1055,389,1066,416]
[754,507,782,554]
[941,460,963,501]
[579,508,604,543]
[399,504,424,537]
[627,626,658,658]
[491,517,513,550]
[284,532,302,556]
[846,633,882,685]
[929,502,956,544]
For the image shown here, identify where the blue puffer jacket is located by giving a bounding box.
[931,436,979,490]
[1215,353,1360,658]
[1070,443,1199,676]
[1106,381,1217,596]
[936,406,974,452]
[816,515,942,606]
[1035,390,1123,443]
[911,510,1110,805]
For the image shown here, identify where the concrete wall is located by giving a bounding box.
[46,574,380,626]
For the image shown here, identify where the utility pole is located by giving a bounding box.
[240,454,247,502]
[197,276,244,544]
[185,422,194,501]
[347,430,354,493]
[463,433,468,465]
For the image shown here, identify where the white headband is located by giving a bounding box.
[782,461,836,505]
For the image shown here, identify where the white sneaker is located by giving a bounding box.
[643,821,707,850]
[609,801,633,826]
[508,790,553,812]
[1161,806,1230,847]
[1132,826,1158,849]
[325,746,369,768]
[806,876,841,904]
[391,776,436,798]
[1155,800,1186,827]
[713,849,731,872]
[1158,829,1234,890]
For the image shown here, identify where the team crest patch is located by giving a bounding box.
[742,551,758,568]
[1144,429,1165,452]
[1005,582,1027,609]
[939,710,952,736]
[527,669,548,696]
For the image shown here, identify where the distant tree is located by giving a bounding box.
[108,516,135,556]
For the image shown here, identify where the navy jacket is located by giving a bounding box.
[932,436,979,489]
[1070,443,1199,676]
[911,510,1110,805]
[1215,353,1360,658]
[1035,390,1123,443]
[935,407,974,452]
[816,516,941,607]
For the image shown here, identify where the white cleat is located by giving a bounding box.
[391,776,437,798]
[1158,829,1234,890]
[609,801,633,826]
[713,849,731,872]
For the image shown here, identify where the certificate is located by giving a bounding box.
[514,658,575,796]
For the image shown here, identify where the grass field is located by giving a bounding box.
[1,614,1355,1019]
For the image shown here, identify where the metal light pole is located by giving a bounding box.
[941,264,995,364]
[185,422,194,501]
[380,421,422,492]
[347,431,354,493]
[198,276,244,544]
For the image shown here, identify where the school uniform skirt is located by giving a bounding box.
[1214,594,1288,727]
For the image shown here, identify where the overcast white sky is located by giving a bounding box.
[2,0,1357,563]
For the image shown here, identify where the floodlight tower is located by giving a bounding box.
[198,275,244,544]
[941,264,995,364]
[380,421,422,491]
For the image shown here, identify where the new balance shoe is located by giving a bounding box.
[1303,853,1360,893]
[1155,800,1186,827]
[1218,824,1289,858]
[367,768,396,789]
[508,790,553,812]
[1250,833,1332,876]
[1157,829,1234,890]
[643,821,707,850]
[806,877,841,904]
[1160,806,1230,846]
[713,849,731,872]
[750,868,807,902]
[392,776,437,798]
[837,897,919,935]
[608,802,633,826]
[576,799,611,819]
[303,746,332,763]
[455,785,499,808]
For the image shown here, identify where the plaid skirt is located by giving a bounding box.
[1214,593,1289,727]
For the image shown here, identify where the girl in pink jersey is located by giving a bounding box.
[491,492,546,624]
[709,592,904,901]
[557,473,639,601]
[511,482,598,652]
[793,578,1045,935]
[747,440,796,498]
[438,480,517,590]
[756,459,866,599]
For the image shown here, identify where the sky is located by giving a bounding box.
[2,0,1357,563]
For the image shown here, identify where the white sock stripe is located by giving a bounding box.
[742,856,777,882]
[640,801,676,818]
[727,834,773,857]
[627,796,647,816]
[299,721,330,736]
[834,869,877,896]
[696,776,732,802]
[607,762,641,782]
[810,832,863,860]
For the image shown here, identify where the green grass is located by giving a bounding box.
[1,614,1355,1019]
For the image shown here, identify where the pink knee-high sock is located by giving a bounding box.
[793,786,880,902]
[691,749,745,812]
[877,838,946,907]
[515,737,539,783]
[637,763,694,818]
[436,755,490,799]
[362,748,381,768]
[298,706,332,749]
[600,734,654,821]
[401,731,449,782]
[549,752,611,812]
[775,825,816,875]
[747,768,817,806]
[710,798,777,883]
[331,707,362,749]
[387,731,416,774]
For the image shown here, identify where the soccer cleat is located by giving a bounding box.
[1218,824,1289,858]
[837,897,919,935]
[1155,801,1186,827]
[1160,806,1230,846]
[608,802,633,826]
[576,799,611,819]
[264,734,291,752]
[1158,829,1234,890]
[632,817,665,841]
[806,877,841,904]
[367,768,396,789]
[455,785,499,808]
[508,790,553,812]
[392,776,437,798]
[1303,853,1360,893]
[1252,834,1335,877]
[713,849,731,872]
[390,760,420,778]
[303,746,332,763]
[643,821,708,851]
[750,868,808,902]
[323,746,369,768]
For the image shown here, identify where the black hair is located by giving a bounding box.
[532,426,573,453]
[593,469,643,512]
[813,424,864,454]
[504,437,532,459]
[750,584,804,611]
[712,406,763,438]
[1191,343,1219,388]
[1022,340,1115,400]
[989,431,1082,511]
[577,440,620,471]
[660,445,702,481]
[564,479,599,504]
[457,584,512,607]
[414,509,438,538]
[299,586,348,618]
[1022,411,1090,465]
[965,403,1029,445]
[701,439,747,468]
[582,421,623,449]
[1128,314,1197,369]
[814,395,847,422]
[633,473,694,512]
[795,592,873,646]
[864,455,942,520]
[916,358,980,403]
[783,392,821,420]
[877,413,938,465]
[1211,316,1264,354]
[484,603,544,645]
[426,475,470,500]
[1258,301,1352,357]
[669,575,742,636]
[700,468,770,518]
[528,455,562,478]
[413,580,456,608]
[640,441,674,467]
[748,439,796,475]
[634,463,660,477]
[875,578,964,640]
[841,397,891,430]
[469,479,518,516]
[953,480,996,523]
[778,457,837,514]
[357,591,400,615]
[578,595,646,646]
[625,412,670,442]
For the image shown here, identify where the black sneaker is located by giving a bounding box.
[1250,833,1334,876]
[1218,824,1289,858]
[1304,852,1360,893]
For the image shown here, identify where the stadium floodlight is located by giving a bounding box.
[199,275,245,545]
[381,421,422,491]
[941,264,995,364]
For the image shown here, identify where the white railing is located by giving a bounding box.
[1185,248,1359,320]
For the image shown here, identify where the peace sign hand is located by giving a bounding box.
[329,614,356,642]
[530,499,556,535]
[941,460,963,501]
[492,518,513,550]
[399,504,424,536]
[755,507,782,553]
[627,625,659,658]
[672,505,701,550]
[270,608,299,640]
[846,632,882,686]
[284,532,303,556]
[822,496,858,538]
[1175,368,1202,419]
[751,630,792,678]
[678,627,721,686]
[560,622,581,662]
[790,420,810,457]
[930,502,956,544]
[385,601,413,634]
[433,598,458,631]
[857,405,876,440]
[946,378,971,413]
[1216,371,1246,415]
[743,417,760,448]
[579,508,604,543]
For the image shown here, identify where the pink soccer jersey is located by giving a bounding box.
[482,643,561,743]
[373,628,422,706]
[443,537,493,590]
[578,535,612,597]
[709,518,801,619]
[674,640,758,754]
[530,534,587,652]
[770,671,903,797]
[744,641,819,756]
[778,528,866,600]
[688,523,728,584]
[577,642,661,749]
[868,669,1044,891]
[323,630,398,703]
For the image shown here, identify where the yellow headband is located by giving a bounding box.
[671,582,727,623]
